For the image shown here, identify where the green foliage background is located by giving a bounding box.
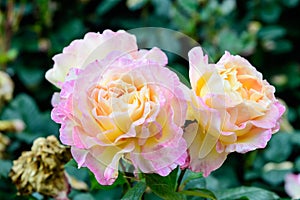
[0,0,300,199]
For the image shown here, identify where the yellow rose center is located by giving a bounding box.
[88,77,161,144]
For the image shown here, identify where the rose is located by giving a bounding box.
[184,47,285,176]
[285,173,300,199]
[48,30,189,185]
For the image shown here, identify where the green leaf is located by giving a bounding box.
[92,187,123,200]
[179,189,216,200]
[290,132,300,146]
[272,39,293,54]
[0,94,59,143]
[129,28,181,56]
[179,170,204,190]
[65,159,90,185]
[96,0,122,16]
[0,159,12,178]
[1,93,39,120]
[260,3,282,23]
[281,0,299,7]
[258,26,286,40]
[210,157,241,190]
[50,19,86,54]
[285,64,300,89]
[263,133,292,162]
[177,0,198,14]
[151,0,171,17]
[220,0,236,15]
[218,29,242,54]
[215,186,279,200]
[74,193,94,200]
[262,169,292,186]
[295,156,300,171]
[16,65,44,88]
[143,192,163,200]
[12,30,39,52]
[121,182,147,200]
[145,168,185,200]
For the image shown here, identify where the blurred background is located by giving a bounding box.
[0,0,300,199]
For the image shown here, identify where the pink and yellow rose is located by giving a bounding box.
[47,30,189,185]
[185,47,285,176]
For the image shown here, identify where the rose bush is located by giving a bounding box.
[47,30,189,185]
[185,47,285,176]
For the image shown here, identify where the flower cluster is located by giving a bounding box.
[46,30,285,185]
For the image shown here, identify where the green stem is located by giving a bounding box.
[176,168,186,191]
[120,160,132,190]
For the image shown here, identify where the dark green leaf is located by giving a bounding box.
[0,94,59,143]
[295,157,300,171]
[92,187,123,200]
[65,159,90,185]
[179,189,216,200]
[129,28,181,55]
[50,19,86,54]
[210,158,241,190]
[215,186,280,200]
[263,133,292,162]
[1,93,39,121]
[16,66,44,88]
[272,40,293,54]
[179,170,204,190]
[145,168,185,200]
[258,26,286,40]
[177,0,198,14]
[220,0,236,15]
[281,0,299,7]
[12,31,39,52]
[74,193,94,200]
[261,169,292,186]
[151,0,171,17]
[0,159,12,178]
[260,3,281,23]
[218,29,242,54]
[96,0,122,16]
[290,132,300,146]
[121,182,147,200]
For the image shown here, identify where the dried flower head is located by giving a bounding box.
[10,135,71,198]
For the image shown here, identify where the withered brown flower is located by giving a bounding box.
[10,135,71,199]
